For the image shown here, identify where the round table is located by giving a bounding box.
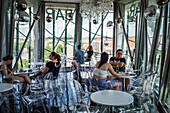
[91,90,133,106]
[0,83,13,93]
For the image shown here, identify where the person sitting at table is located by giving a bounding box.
[110,49,126,72]
[33,52,61,80]
[85,45,93,62]
[109,49,130,91]
[73,45,85,83]
[92,52,129,90]
[0,55,32,89]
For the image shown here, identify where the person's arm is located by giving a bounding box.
[2,65,14,78]
[41,67,49,74]
[54,63,61,68]
[108,64,129,77]
[109,57,117,68]
[34,63,50,78]
[85,54,89,60]
[73,56,77,60]
[110,60,124,68]
[110,60,117,68]
[118,62,124,68]
[73,51,77,60]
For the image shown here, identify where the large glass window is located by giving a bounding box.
[163,3,170,110]
[81,11,114,60]
[124,1,140,64]
[103,12,113,57]
[13,8,33,69]
[45,5,75,66]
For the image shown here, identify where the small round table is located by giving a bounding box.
[91,90,134,112]
[91,90,134,106]
[0,83,13,93]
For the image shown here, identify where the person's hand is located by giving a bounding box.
[125,73,129,76]
[54,63,60,68]
[11,68,16,73]
[107,76,113,80]
[119,62,124,67]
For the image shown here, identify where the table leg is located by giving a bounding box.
[124,78,125,91]
[110,106,112,113]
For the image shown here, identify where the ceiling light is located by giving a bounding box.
[156,0,170,6]
[106,21,114,27]
[46,15,52,22]
[15,0,27,12]
[80,0,113,21]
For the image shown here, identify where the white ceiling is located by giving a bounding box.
[26,0,137,5]
[42,0,81,3]
[26,0,137,10]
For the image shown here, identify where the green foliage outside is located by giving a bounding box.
[44,45,52,59]
[56,44,64,54]
[14,39,64,69]
[82,47,85,50]
[94,51,99,56]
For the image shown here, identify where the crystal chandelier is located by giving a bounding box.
[79,0,113,20]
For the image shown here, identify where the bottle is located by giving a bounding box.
[123,63,125,72]
[116,63,119,73]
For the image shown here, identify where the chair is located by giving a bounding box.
[72,80,108,113]
[123,72,158,112]
[72,60,82,83]
[22,82,49,113]
[0,69,24,112]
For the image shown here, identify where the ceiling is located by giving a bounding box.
[25,0,137,12]
[26,0,137,6]
[42,0,137,5]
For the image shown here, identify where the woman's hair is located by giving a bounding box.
[2,55,13,61]
[51,52,61,61]
[98,52,108,68]
[56,54,61,61]
[89,45,93,51]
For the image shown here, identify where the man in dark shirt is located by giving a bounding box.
[110,49,126,72]
[110,49,129,91]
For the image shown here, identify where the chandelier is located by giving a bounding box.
[79,0,113,20]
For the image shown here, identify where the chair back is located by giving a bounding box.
[44,72,54,80]
[0,71,2,83]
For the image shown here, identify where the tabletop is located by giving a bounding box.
[14,68,39,74]
[91,90,134,106]
[0,83,13,93]
[117,74,137,78]
[28,62,45,66]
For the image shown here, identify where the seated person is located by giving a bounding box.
[85,45,93,62]
[110,49,129,91]
[74,45,85,65]
[92,52,129,90]
[0,55,32,89]
[34,52,61,80]
[110,49,126,72]
[73,45,85,82]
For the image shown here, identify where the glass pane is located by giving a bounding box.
[124,1,140,64]
[13,8,32,69]
[45,7,75,66]
[103,12,113,58]
[164,3,170,110]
